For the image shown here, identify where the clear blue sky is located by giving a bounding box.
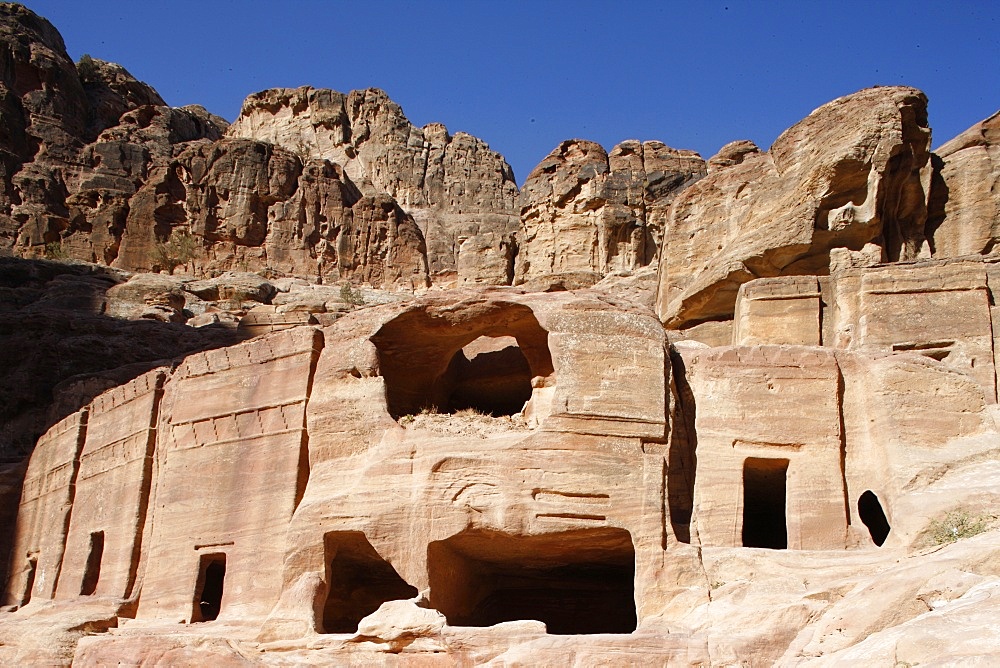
[21,0,1000,184]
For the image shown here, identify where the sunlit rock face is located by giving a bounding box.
[656,86,933,330]
[928,111,1000,257]
[5,4,1000,666]
[228,86,520,286]
[517,138,706,285]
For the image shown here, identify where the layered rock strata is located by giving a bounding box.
[655,86,934,328]
[928,110,1000,256]
[227,86,520,284]
[4,266,1000,663]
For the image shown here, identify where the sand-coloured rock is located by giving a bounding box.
[113,138,429,287]
[5,4,1000,665]
[656,86,933,328]
[928,110,1000,257]
[518,139,705,283]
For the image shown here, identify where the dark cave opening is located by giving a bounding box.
[858,490,891,547]
[322,531,417,633]
[742,457,788,549]
[192,553,226,622]
[80,530,104,596]
[428,528,636,635]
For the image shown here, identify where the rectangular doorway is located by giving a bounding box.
[742,458,789,549]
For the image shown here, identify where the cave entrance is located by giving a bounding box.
[371,302,554,420]
[322,531,417,633]
[742,458,788,549]
[446,336,534,416]
[80,530,104,596]
[858,490,891,546]
[427,528,636,634]
[192,553,226,622]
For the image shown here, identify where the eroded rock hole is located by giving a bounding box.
[372,302,554,419]
[858,490,891,546]
[427,528,636,634]
[80,530,104,596]
[446,337,533,416]
[322,531,417,633]
[192,553,226,622]
[742,458,788,549]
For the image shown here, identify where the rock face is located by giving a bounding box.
[656,86,933,329]
[113,138,429,288]
[518,139,705,283]
[928,110,1000,257]
[0,257,244,462]
[227,87,520,284]
[7,4,1000,666]
[4,266,1000,664]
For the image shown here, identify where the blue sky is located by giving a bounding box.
[22,0,1000,184]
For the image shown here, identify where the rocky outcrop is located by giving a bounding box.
[928,111,1000,257]
[0,10,431,289]
[656,86,933,328]
[4,268,1000,664]
[518,139,705,283]
[227,86,519,284]
[112,138,428,288]
[0,4,227,264]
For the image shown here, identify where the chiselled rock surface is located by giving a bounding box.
[518,139,705,283]
[929,110,1000,257]
[0,257,242,461]
[227,86,519,284]
[656,86,933,328]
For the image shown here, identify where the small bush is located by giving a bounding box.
[339,283,365,306]
[927,510,992,545]
[77,54,99,82]
[153,229,199,274]
[43,241,68,260]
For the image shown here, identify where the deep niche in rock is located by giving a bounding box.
[371,301,554,419]
[427,527,637,634]
[321,531,418,633]
[858,490,891,546]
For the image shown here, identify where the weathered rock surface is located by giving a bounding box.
[518,138,705,283]
[928,110,1000,257]
[3,262,1000,664]
[227,86,519,284]
[113,138,429,288]
[0,257,242,461]
[6,4,1000,666]
[656,86,933,329]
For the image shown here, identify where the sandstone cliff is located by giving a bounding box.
[517,139,706,284]
[227,86,520,285]
[655,86,932,329]
[928,110,1000,257]
[4,3,1000,666]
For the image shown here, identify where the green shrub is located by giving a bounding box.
[339,283,365,306]
[43,241,68,260]
[927,510,992,545]
[153,229,199,274]
[77,54,99,82]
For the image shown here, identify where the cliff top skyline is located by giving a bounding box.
[22,0,1000,183]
